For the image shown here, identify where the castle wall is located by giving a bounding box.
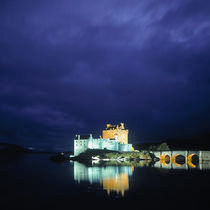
[119,144,132,152]
[101,139,119,151]
[88,138,102,150]
[74,139,89,156]
[74,136,132,156]
[102,129,128,144]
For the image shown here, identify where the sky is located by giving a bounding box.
[0,0,210,151]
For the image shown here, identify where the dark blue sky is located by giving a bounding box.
[0,0,210,151]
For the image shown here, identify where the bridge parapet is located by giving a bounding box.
[152,150,203,159]
[171,150,187,157]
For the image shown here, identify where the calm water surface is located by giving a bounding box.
[1,154,210,210]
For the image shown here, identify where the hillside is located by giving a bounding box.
[134,138,210,151]
[0,142,33,154]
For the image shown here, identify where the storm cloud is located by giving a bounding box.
[0,0,210,150]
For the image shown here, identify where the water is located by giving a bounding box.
[1,154,210,210]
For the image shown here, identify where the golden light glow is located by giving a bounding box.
[131,166,134,172]
[102,123,128,144]
[187,154,196,168]
[103,173,129,197]
[160,154,170,165]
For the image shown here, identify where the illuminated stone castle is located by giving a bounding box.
[74,123,132,156]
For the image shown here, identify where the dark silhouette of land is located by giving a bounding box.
[0,142,33,154]
[134,137,210,151]
[0,142,73,163]
[0,142,73,154]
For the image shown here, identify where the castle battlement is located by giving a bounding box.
[102,123,128,144]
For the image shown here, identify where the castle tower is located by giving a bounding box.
[102,123,128,144]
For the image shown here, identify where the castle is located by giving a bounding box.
[74,123,133,156]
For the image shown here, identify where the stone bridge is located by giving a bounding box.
[152,150,210,170]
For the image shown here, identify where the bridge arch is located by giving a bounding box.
[160,153,170,165]
[187,153,199,168]
[171,154,185,167]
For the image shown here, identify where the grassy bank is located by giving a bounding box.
[71,149,152,163]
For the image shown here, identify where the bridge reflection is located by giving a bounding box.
[73,162,133,196]
[153,150,210,170]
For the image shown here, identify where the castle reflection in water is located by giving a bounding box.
[74,162,133,196]
[74,159,210,196]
